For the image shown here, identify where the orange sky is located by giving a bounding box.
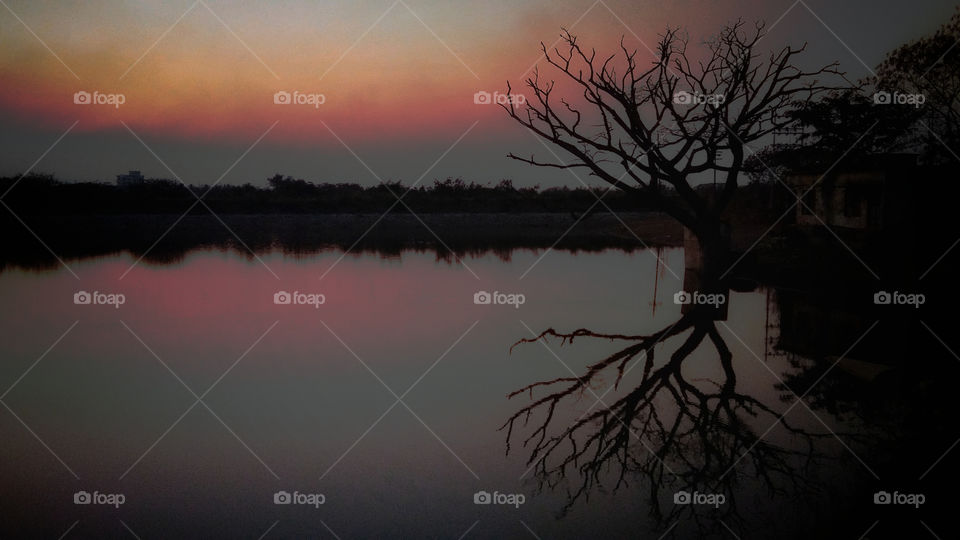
[0,0,953,183]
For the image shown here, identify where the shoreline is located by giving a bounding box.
[1,211,683,271]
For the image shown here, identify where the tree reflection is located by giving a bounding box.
[502,300,835,534]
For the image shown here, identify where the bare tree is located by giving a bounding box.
[497,23,854,531]
[502,21,845,279]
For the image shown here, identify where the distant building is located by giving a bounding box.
[785,155,917,232]
[116,170,145,186]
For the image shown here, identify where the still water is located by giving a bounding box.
[1,248,858,538]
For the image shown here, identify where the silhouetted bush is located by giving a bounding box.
[0,174,667,215]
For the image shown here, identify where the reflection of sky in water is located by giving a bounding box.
[0,249,842,538]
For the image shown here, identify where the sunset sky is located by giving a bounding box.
[0,0,954,186]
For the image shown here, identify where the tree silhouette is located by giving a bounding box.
[876,6,960,160]
[748,9,960,174]
[502,21,846,279]
[499,25,855,530]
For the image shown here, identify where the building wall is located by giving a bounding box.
[790,171,885,230]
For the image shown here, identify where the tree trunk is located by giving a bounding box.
[686,219,731,284]
[682,221,731,320]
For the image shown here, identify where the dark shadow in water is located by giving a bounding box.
[503,306,829,537]
[504,270,957,538]
[0,212,678,273]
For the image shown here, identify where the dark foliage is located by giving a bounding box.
[0,174,665,216]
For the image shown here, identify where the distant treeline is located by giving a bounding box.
[0,174,667,215]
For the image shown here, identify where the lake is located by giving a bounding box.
[0,246,922,538]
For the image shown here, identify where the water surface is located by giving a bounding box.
[0,247,872,538]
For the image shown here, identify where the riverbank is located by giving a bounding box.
[1,211,683,271]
